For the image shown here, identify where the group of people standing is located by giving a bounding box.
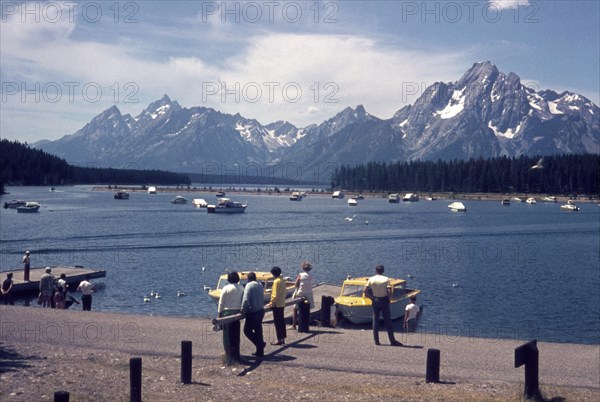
[216,261,315,362]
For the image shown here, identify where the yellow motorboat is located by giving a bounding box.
[335,276,420,324]
[206,271,296,304]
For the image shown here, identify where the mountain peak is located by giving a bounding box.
[138,94,182,120]
[459,61,499,85]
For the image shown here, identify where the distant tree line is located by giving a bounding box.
[332,154,599,195]
[0,139,190,186]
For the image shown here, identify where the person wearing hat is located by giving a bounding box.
[39,267,54,308]
[22,251,31,282]
[1,272,14,305]
[291,261,315,330]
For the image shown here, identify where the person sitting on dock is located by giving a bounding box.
[77,275,96,311]
[217,271,244,363]
[39,267,54,308]
[2,272,14,305]
[291,261,315,330]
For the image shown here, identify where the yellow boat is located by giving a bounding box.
[206,271,296,304]
[335,276,420,324]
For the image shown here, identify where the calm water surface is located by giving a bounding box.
[1,186,598,344]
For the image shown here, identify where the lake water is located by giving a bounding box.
[1,186,598,345]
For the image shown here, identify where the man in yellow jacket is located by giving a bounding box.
[268,266,286,345]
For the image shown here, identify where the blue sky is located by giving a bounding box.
[1,0,599,142]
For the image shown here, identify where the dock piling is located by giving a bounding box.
[129,357,142,402]
[54,391,70,402]
[181,340,192,384]
[425,348,440,383]
[320,296,334,327]
[515,340,541,400]
[297,297,310,333]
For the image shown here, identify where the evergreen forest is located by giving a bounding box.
[332,154,599,196]
[0,139,190,188]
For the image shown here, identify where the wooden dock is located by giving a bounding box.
[1,266,106,295]
[264,283,341,324]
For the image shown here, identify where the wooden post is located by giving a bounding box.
[181,340,192,384]
[130,357,142,402]
[54,391,70,402]
[515,340,541,400]
[320,296,334,327]
[298,297,310,333]
[425,348,440,383]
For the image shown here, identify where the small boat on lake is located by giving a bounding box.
[192,198,208,208]
[3,200,26,209]
[348,198,358,206]
[332,191,345,199]
[560,200,580,212]
[290,192,303,201]
[335,276,420,324]
[147,186,157,194]
[114,190,130,199]
[542,196,557,203]
[207,198,247,213]
[448,201,466,212]
[171,195,187,204]
[402,193,419,202]
[526,197,537,204]
[388,193,400,203]
[17,202,40,213]
[501,199,510,206]
[206,271,296,304]
[215,191,226,197]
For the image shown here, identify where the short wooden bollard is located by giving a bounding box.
[297,298,310,333]
[515,340,541,400]
[320,296,334,327]
[425,348,440,383]
[130,357,142,402]
[54,391,70,402]
[181,340,192,384]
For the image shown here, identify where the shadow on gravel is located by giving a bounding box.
[0,343,35,373]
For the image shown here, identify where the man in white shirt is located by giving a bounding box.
[218,271,244,362]
[365,265,402,346]
[77,275,95,311]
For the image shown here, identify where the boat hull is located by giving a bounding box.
[336,297,411,324]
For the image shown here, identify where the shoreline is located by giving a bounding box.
[91,185,599,204]
[1,306,598,401]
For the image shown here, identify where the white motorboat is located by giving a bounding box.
[147,186,157,194]
[290,192,303,201]
[332,191,345,199]
[207,198,247,213]
[560,200,580,211]
[347,198,358,206]
[335,276,420,324]
[542,196,557,203]
[17,202,40,213]
[388,193,400,203]
[192,198,208,208]
[171,195,187,204]
[402,193,419,202]
[512,197,524,203]
[448,201,466,212]
[526,197,537,204]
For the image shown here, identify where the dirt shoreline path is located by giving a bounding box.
[1,306,598,401]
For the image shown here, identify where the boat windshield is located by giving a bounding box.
[341,284,364,297]
[391,286,407,299]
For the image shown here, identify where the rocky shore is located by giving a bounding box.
[1,306,598,401]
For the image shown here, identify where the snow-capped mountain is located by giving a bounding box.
[35,63,599,178]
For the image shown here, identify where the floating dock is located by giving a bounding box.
[1,266,106,295]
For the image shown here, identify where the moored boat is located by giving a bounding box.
[3,199,26,209]
[347,198,358,206]
[17,202,40,213]
[542,196,557,203]
[448,201,466,212]
[171,195,187,204]
[402,193,419,202]
[206,271,296,304]
[526,197,537,204]
[192,198,208,208]
[207,198,247,213]
[501,199,510,206]
[332,191,345,199]
[560,200,580,211]
[388,193,400,203]
[290,192,303,201]
[147,186,157,194]
[114,190,130,199]
[215,191,226,197]
[335,276,420,324]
